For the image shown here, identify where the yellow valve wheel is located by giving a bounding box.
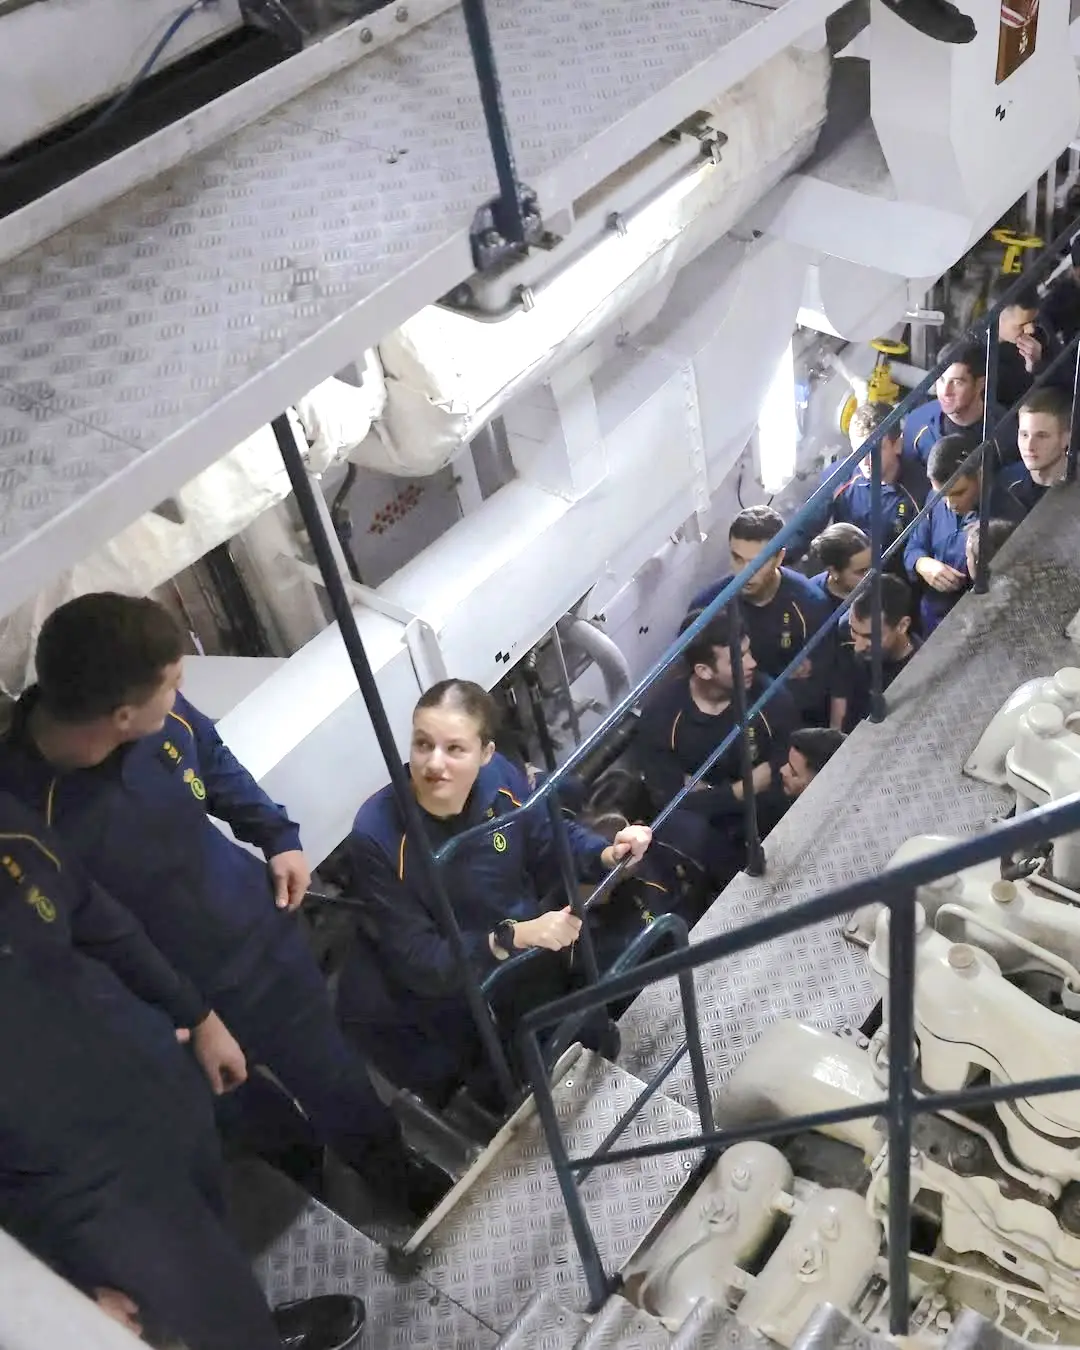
[839,338,908,435]
[991,227,1043,276]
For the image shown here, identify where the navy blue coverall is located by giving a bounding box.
[994,460,1051,520]
[339,753,611,1103]
[0,689,402,1176]
[0,792,281,1350]
[903,498,976,635]
[633,672,796,885]
[689,569,834,723]
[902,398,1017,467]
[785,459,928,565]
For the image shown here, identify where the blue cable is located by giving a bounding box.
[85,0,210,134]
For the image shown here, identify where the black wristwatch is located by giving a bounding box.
[492,918,518,961]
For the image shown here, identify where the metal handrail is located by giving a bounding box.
[433,210,1080,872]
[275,199,1080,1118]
[517,792,1080,1327]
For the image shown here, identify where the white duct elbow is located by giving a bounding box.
[557,617,631,709]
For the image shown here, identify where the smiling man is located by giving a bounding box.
[0,592,446,1223]
[902,342,1017,468]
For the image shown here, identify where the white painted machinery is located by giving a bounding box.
[964,670,1080,890]
[670,806,1080,1349]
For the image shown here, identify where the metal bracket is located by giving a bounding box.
[285,555,417,626]
[665,112,728,166]
[469,186,546,272]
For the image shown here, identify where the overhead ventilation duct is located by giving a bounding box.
[352,43,831,479]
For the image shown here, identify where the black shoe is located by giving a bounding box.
[272,1294,365,1350]
[879,0,976,42]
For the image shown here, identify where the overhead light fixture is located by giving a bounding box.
[757,340,797,494]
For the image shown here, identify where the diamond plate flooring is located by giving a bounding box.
[257,1200,499,1347]
[0,0,836,617]
[416,1048,701,1332]
[619,486,1080,1106]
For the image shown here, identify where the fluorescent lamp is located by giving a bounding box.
[757,340,797,494]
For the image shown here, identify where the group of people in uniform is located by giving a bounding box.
[3,265,1075,1350]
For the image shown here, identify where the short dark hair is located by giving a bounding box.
[848,401,901,448]
[850,574,911,628]
[729,505,784,544]
[416,678,500,744]
[812,522,869,571]
[36,593,185,724]
[927,433,981,485]
[965,518,1015,571]
[1020,384,1072,429]
[682,610,733,673]
[789,727,846,776]
[990,274,1040,313]
[940,340,986,381]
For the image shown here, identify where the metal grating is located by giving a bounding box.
[0,0,837,620]
[255,1198,499,1347]
[493,1290,590,1349]
[619,486,1080,1103]
[576,1294,674,1348]
[415,1049,701,1331]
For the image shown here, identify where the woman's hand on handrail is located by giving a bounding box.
[511,907,582,953]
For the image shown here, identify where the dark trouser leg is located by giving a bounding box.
[216,924,401,1174]
[48,1175,281,1350]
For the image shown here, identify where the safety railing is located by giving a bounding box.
[270,210,1080,1112]
[517,793,1080,1331]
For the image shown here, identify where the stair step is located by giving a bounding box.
[414,1047,702,1333]
[495,1290,589,1349]
[669,1298,761,1349]
[254,1190,497,1347]
[576,1293,672,1348]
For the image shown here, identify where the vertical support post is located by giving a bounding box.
[459,0,526,245]
[677,965,715,1140]
[520,1029,611,1311]
[1069,339,1080,485]
[545,794,601,984]
[886,895,917,1335]
[271,415,518,1106]
[551,625,583,746]
[868,430,885,723]
[727,598,765,877]
[973,327,1000,595]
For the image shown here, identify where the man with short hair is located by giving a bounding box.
[830,575,921,733]
[904,434,988,634]
[778,728,846,800]
[995,385,1072,518]
[635,608,796,886]
[690,506,834,723]
[0,592,446,1221]
[902,342,1016,467]
[787,401,927,564]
